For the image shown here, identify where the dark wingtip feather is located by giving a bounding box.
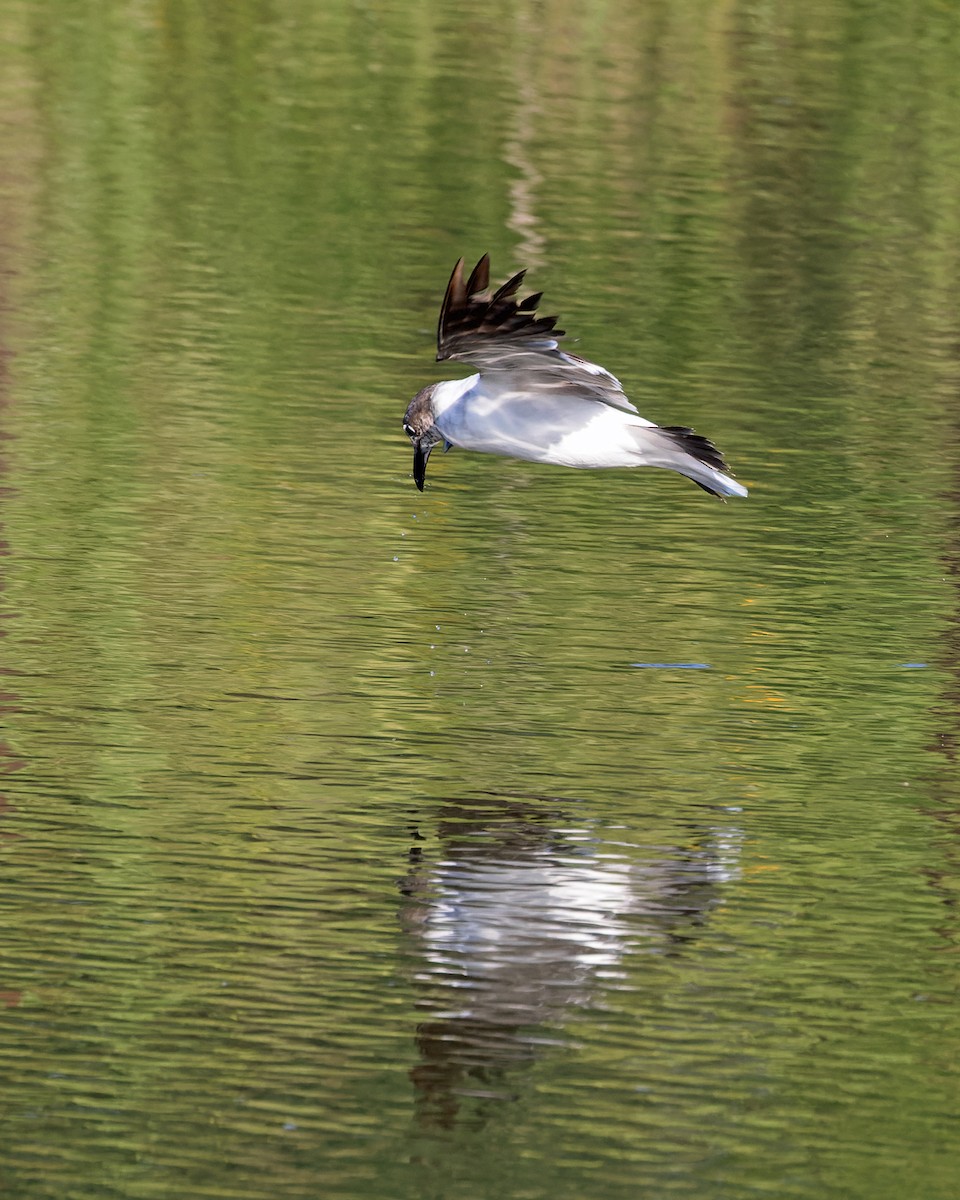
[465,254,490,296]
[437,257,466,357]
[491,270,527,303]
[437,255,563,361]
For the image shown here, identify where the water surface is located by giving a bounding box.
[1,1,959,1197]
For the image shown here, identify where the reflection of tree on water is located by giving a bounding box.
[933,491,960,764]
[502,7,546,271]
[0,333,25,1008]
[926,485,960,923]
[399,794,741,1130]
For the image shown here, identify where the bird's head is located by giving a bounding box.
[403,385,444,491]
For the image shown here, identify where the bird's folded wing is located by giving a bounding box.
[437,255,639,416]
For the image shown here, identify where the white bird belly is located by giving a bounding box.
[435,382,654,469]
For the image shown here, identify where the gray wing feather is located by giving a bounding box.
[437,255,639,415]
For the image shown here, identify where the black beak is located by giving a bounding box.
[413,440,433,491]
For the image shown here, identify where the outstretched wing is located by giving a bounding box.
[436,254,639,415]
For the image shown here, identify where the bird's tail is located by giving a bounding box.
[644,426,748,499]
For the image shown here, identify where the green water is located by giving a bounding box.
[1,1,959,1197]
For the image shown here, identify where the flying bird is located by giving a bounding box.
[403,255,747,499]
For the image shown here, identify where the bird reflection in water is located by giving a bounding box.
[398,794,742,1130]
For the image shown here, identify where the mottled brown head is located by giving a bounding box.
[402,384,443,491]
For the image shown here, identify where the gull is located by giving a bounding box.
[403,255,748,499]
